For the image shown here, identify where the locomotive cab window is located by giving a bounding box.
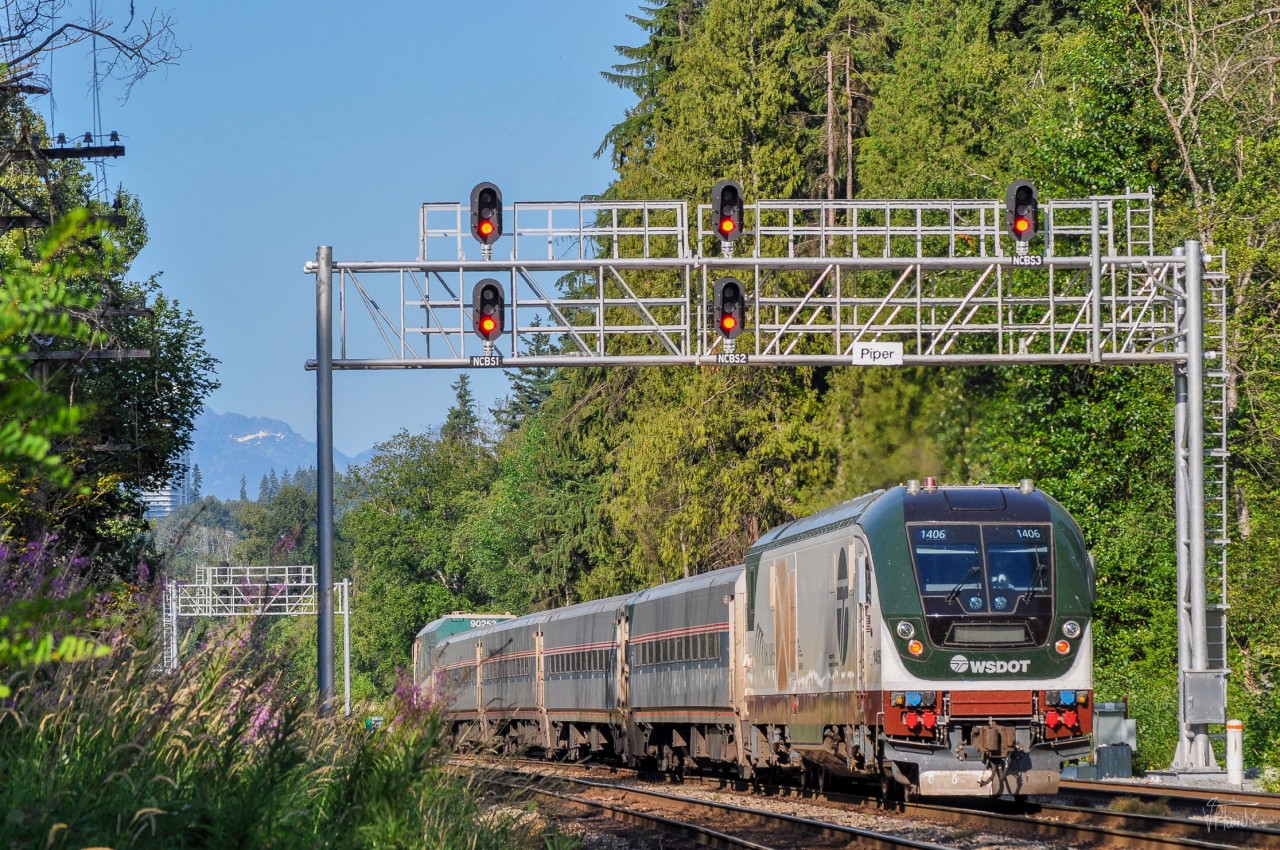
[908,523,1054,647]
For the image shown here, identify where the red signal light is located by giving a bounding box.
[720,314,737,333]
[472,278,504,342]
[1013,216,1031,234]
[712,180,744,244]
[469,182,503,247]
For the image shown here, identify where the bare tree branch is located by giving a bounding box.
[0,0,182,96]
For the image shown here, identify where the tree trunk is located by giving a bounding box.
[845,31,855,199]
[826,50,837,231]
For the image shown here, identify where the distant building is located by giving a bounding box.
[141,449,194,519]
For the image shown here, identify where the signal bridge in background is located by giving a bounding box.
[304,187,1228,774]
[161,565,353,716]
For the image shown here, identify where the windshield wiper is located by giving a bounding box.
[1022,557,1048,601]
[946,563,982,605]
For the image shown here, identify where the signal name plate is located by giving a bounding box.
[716,353,749,365]
[469,354,504,368]
[852,342,904,366]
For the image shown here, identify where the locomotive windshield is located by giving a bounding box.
[908,523,1053,646]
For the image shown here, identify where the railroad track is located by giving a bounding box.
[1060,778,1280,826]
[478,769,977,850]
[455,755,1280,849]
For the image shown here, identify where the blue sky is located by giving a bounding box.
[46,1,639,455]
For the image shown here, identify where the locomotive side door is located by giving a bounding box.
[854,539,875,722]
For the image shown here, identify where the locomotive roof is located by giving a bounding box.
[749,489,885,555]
[414,612,513,640]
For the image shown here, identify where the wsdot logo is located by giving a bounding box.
[950,655,1031,674]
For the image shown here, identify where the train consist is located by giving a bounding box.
[416,479,1095,798]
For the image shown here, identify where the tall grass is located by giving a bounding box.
[0,552,568,850]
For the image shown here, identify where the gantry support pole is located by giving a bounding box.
[316,246,336,714]
[1172,239,1216,770]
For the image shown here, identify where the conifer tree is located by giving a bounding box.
[491,319,556,434]
[441,374,482,445]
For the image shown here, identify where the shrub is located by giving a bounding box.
[0,549,563,850]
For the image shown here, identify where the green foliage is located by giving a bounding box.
[858,1,1024,197]
[600,367,825,591]
[0,594,111,700]
[0,95,218,575]
[586,0,1280,771]
[150,497,244,581]
[235,484,318,567]
[0,210,98,503]
[441,373,483,445]
[597,1,707,169]
[342,427,509,693]
[0,613,553,850]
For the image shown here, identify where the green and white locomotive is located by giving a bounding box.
[742,478,1094,797]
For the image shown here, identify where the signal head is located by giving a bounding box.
[712,276,746,340]
[469,182,504,247]
[471,278,505,342]
[711,179,744,244]
[1005,179,1039,243]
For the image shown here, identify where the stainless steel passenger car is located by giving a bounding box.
[474,615,543,749]
[624,567,743,772]
[542,594,630,758]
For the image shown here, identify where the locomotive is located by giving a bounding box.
[417,479,1095,798]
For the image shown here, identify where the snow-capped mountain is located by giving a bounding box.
[192,410,373,500]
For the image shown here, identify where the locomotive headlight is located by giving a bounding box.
[1054,639,1071,655]
[908,639,925,656]
[1062,620,1082,639]
[896,621,915,639]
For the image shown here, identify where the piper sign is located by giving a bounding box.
[852,341,904,366]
